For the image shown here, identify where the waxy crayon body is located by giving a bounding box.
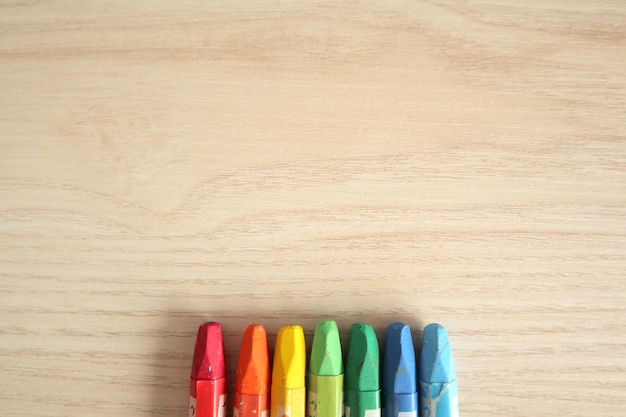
[271,326,306,417]
[418,324,459,417]
[345,323,381,417]
[234,325,270,417]
[307,320,344,417]
[382,323,418,417]
[189,322,227,417]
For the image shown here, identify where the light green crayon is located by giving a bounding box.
[307,320,344,417]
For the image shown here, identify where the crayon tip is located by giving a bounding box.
[191,322,226,381]
[383,322,416,395]
[272,325,306,389]
[346,323,380,392]
[309,320,343,377]
[419,323,456,384]
[236,324,270,395]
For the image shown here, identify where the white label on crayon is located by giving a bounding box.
[345,406,350,417]
[189,396,197,417]
[452,396,459,417]
[261,411,268,417]
[277,405,292,417]
[219,394,227,417]
[341,393,345,417]
[398,412,416,417]
[365,409,381,417]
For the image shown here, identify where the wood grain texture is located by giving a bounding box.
[1,1,625,416]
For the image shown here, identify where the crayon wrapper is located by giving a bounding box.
[382,392,418,417]
[345,389,381,417]
[307,373,344,417]
[271,386,306,417]
[189,377,227,417]
[234,391,269,417]
[418,381,458,417]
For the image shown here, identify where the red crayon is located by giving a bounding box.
[189,322,227,417]
[234,324,270,417]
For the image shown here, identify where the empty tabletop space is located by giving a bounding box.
[0,2,625,417]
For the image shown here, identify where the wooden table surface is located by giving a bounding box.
[1,1,625,416]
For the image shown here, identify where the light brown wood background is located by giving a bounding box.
[1,1,625,416]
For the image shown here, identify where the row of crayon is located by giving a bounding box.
[189,321,458,417]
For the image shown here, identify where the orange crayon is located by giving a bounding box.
[234,325,271,417]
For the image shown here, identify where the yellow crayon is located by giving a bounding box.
[270,326,306,417]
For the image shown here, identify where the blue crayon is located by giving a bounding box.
[418,324,459,417]
[383,323,418,417]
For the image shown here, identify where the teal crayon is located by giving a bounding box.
[418,324,459,417]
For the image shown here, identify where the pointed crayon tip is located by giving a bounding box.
[346,323,380,391]
[272,325,306,389]
[419,323,456,384]
[236,324,270,395]
[309,320,343,377]
[383,322,417,395]
[191,322,226,381]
